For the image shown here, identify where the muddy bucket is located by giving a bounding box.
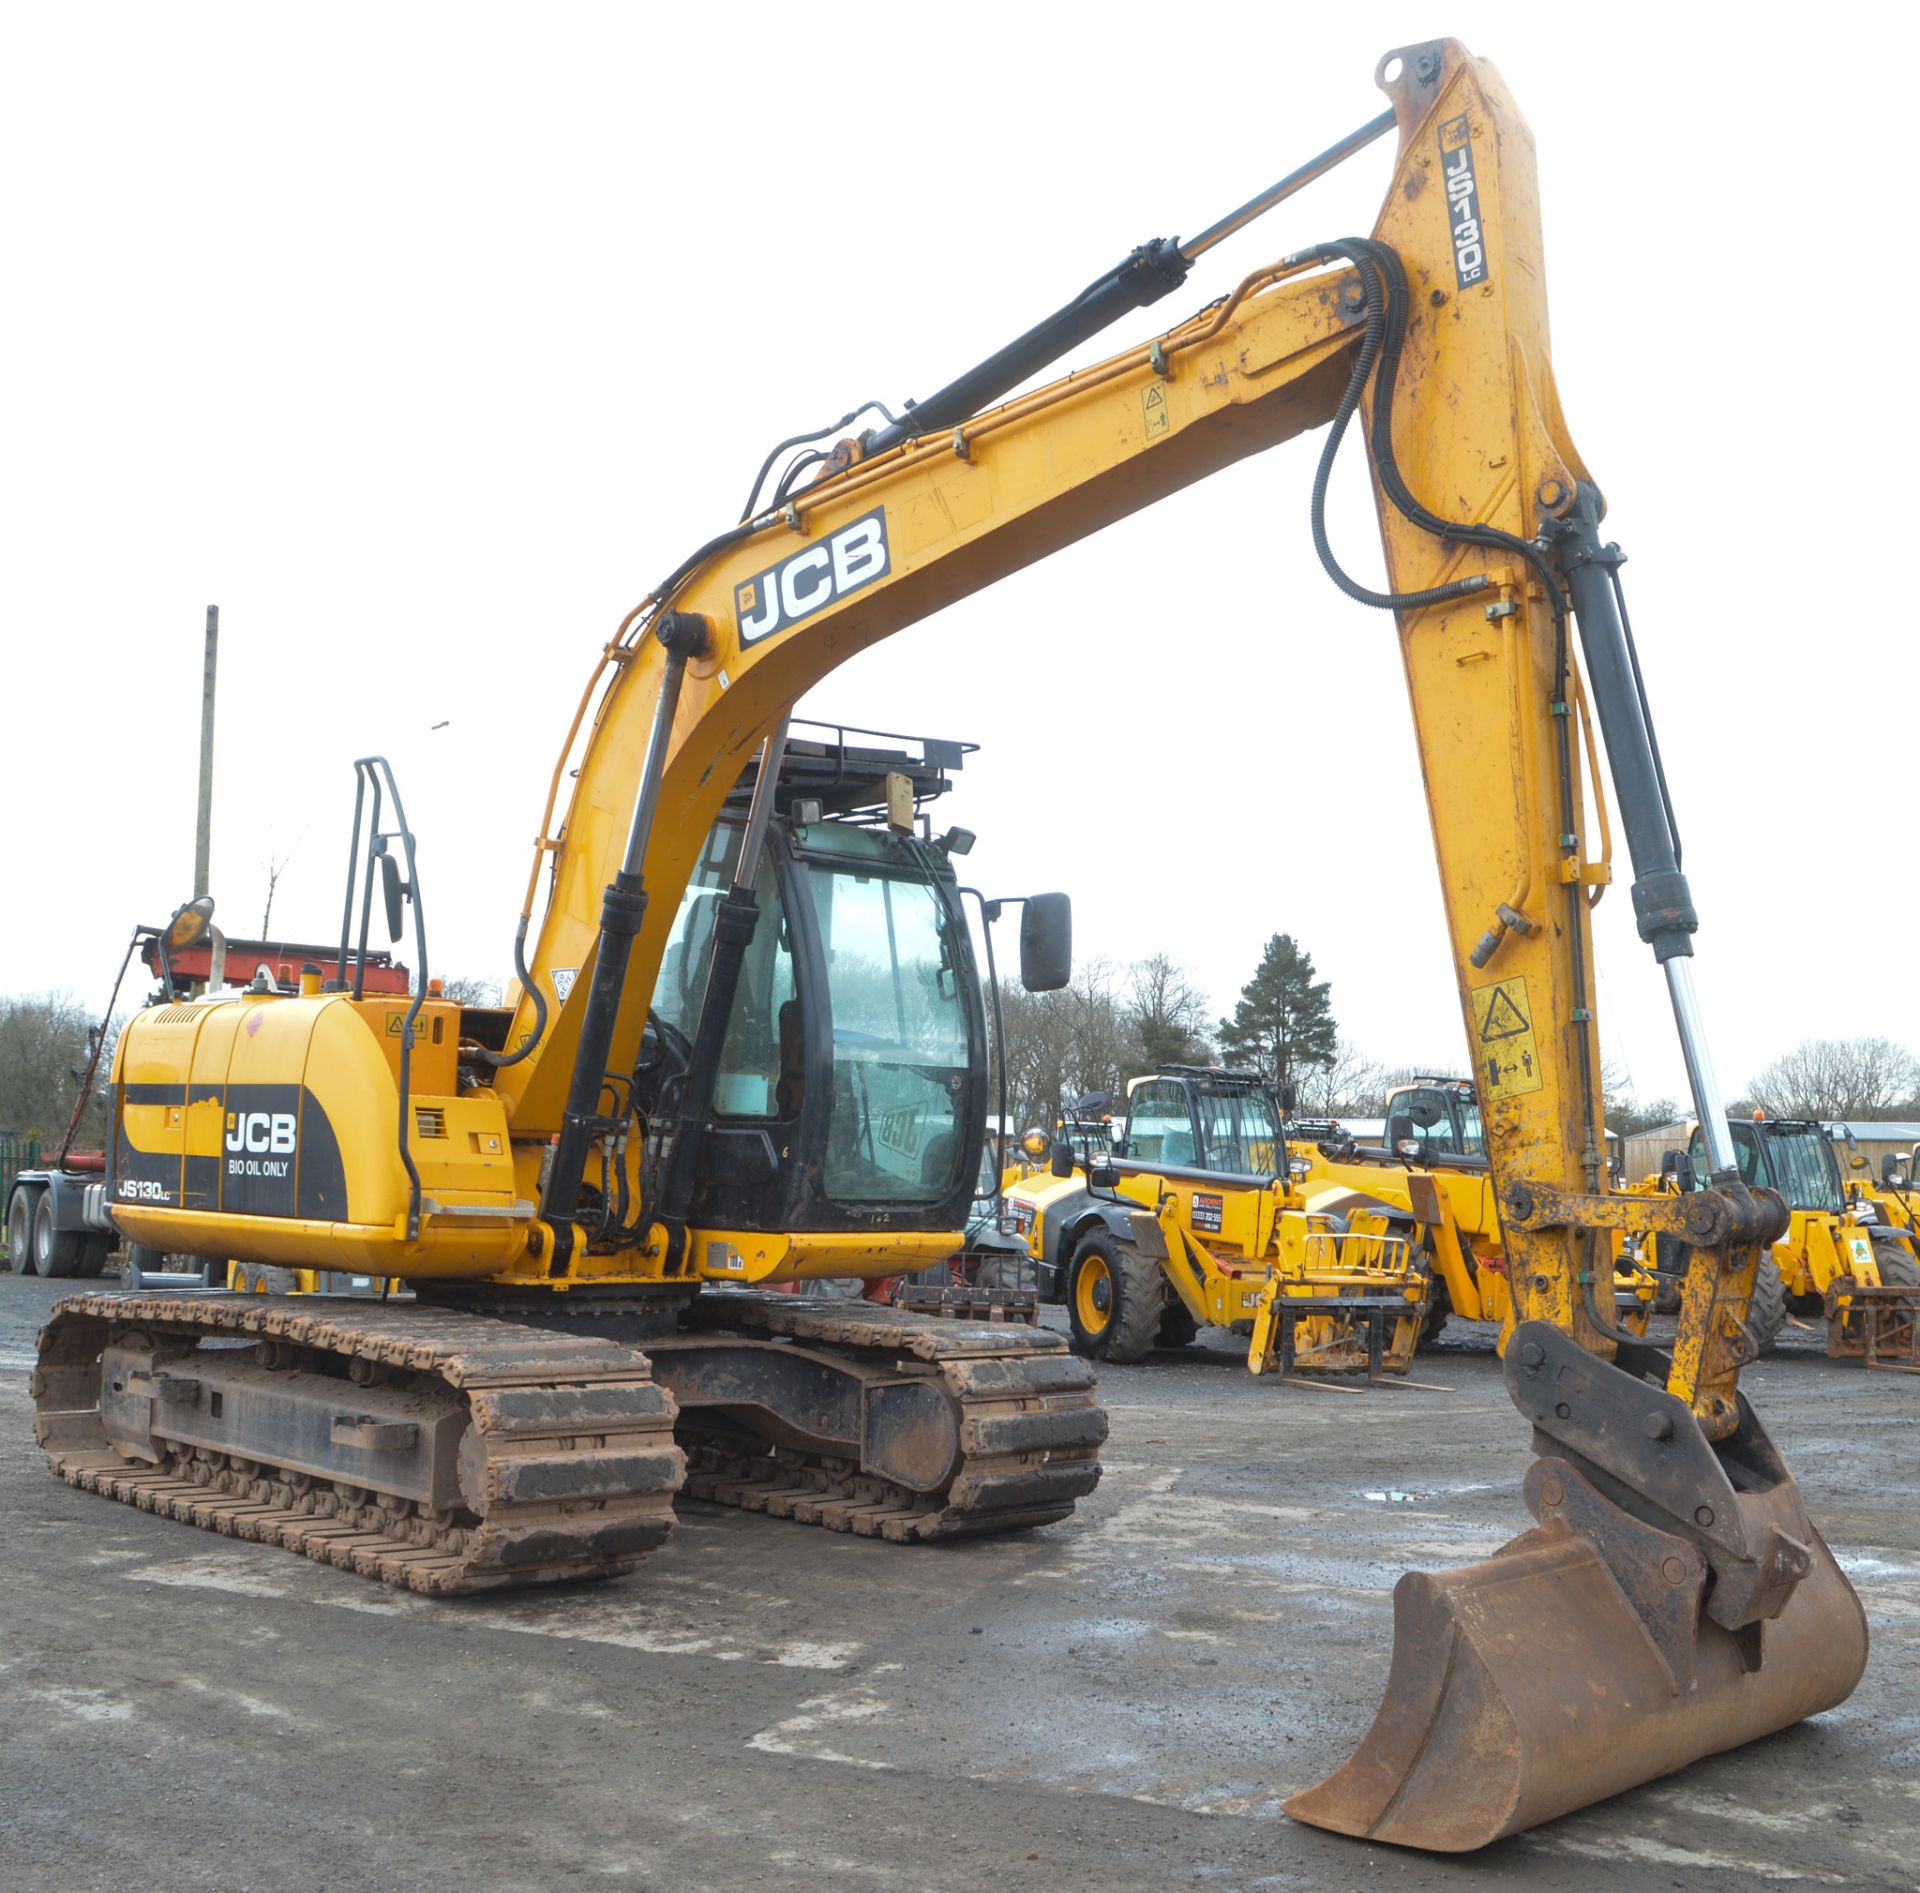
[1284,1513,1866,1850]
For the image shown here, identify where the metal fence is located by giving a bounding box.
[1,1131,43,1206]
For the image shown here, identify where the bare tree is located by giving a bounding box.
[989,958,1133,1133]
[1599,1055,1683,1138]
[1123,952,1212,1075]
[0,993,120,1144]
[438,975,503,1007]
[259,825,308,936]
[1747,1037,1920,1121]
[1294,1037,1390,1117]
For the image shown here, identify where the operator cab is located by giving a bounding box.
[643,726,1061,1237]
[1685,1117,1843,1216]
[1384,1078,1487,1170]
[1116,1067,1285,1180]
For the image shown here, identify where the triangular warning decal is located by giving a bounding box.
[1478,986,1530,1040]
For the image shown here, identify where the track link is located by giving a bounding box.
[678,1292,1106,1540]
[32,1293,684,1595]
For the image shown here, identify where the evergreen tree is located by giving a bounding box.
[1215,934,1337,1091]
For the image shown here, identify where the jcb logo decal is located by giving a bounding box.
[226,1112,296,1156]
[735,508,890,646]
[1438,114,1489,290]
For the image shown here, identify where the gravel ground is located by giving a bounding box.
[2,1271,1914,1892]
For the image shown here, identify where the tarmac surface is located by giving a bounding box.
[2,1270,1916,1891]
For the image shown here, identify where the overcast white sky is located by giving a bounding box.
[3,2,1911,1110]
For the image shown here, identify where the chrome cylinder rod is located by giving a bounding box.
[1180,108,1398,262]
[732,716,791,892]
[1665,957,1739,1175]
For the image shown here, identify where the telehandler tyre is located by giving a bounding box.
[1747,1254,1787,1352]
[1155,1301,1200,1349]
[1066,1228,1164,1363]
[1871,1235,1920,1290]
[233,1262,301,1294]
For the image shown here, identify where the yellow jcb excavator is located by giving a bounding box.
[33,39,1865,1852]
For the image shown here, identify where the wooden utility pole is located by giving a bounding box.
[194,604,218,898]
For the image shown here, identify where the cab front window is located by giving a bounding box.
[808,863,971,1205]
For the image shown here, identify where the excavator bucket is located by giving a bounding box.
[1285,1322,1869,1850]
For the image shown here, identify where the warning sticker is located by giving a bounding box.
[1470,975,1543,1099]
[1142,383,1169,440]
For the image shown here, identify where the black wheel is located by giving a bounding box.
[1746,1253,1787,1352]
[1872,1233,1920,1290]
[6,1189,38,1275]
[1066,1227,1164,1363]
[33,1195,84,1278]
[1154,1301,1199,1349]
[125,1242,167,1290]
[75,1233,112,1279]
[235,1262,299,1293]
[973,1249,1033,1295]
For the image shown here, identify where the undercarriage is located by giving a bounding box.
[32,1288,1106,1592]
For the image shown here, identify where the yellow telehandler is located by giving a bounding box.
[1646,1116,1920,1366]
[1292,1076,1655,1343]
[1001,1066,1431,1379]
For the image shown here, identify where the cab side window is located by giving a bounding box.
[1126,1082,1196,1169]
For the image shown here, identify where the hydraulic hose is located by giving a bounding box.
[469,914,547,1068]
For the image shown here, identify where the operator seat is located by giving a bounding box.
[776,999,806,1120]
[920,1129,957,1192]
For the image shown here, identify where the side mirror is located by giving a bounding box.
[1276,1082,1298,1116]
[1073,1089,1110,1115]
[1408,1097,1445,1129]
[379,851,406,942]
[1018,892,1072,993]
[163,895,216,951]
[1088,1161,1119,1191]
[1886,1153,1908,1185]
[1049,1136,1075,1179]
[1670,1153,1698,1194]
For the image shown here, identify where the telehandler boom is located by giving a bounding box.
[36,37,1865,1852]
